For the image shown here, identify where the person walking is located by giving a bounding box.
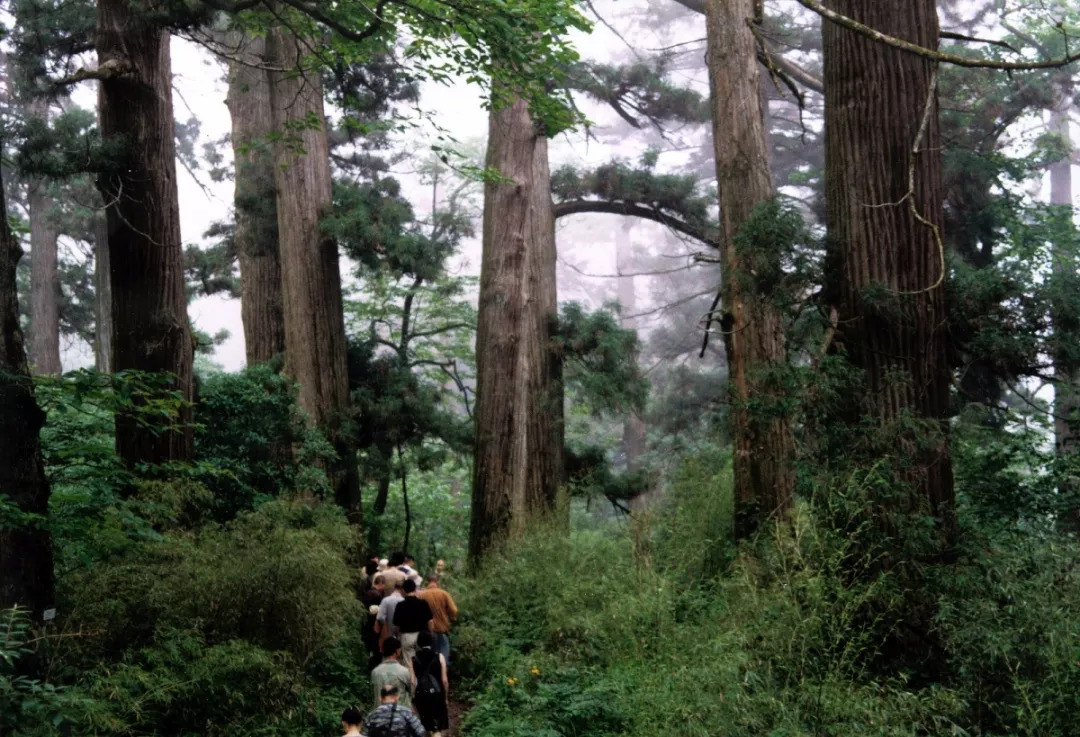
[363,574,386,671]
[362,685,426,737]
[418,573,457,665]
[410,631,449,737]
[376,578,405,650]
[400,554,423,587]
[340,705,364,737]
[370,637,413,710]
[381,552,408,591]
[393,579,433,664]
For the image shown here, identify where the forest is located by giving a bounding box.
[2,0,1080,735]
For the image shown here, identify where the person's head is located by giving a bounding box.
[378,558,388,570]
[403,553,415,566]
[364,560,379,576]
[372,573,385,592]
[417,630,433,650]
[382,636,401,659]
[435,559,445,574]
[366,551,380,564]
[389,551,406,567]
[425,572,440,588]
[341,705,363,731]
[403,578,417,596]
[379,684,400,704]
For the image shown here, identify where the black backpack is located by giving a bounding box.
[414,653,443,698]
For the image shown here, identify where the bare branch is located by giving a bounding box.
[795,0,1080,70]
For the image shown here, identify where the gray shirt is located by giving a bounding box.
[370,660,413,709]
[377,591,404,636]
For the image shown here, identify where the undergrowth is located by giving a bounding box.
[454,458,1080,737]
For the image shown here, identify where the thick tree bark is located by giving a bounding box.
[469,97,564,565]
[823,1,955,537]
[267,27,361,521]
[28,180,61,375]
[0,168,55,626]
[93,210,111,372]
[97,1,193,464]
[706,0,795,537]
[226,32,285,365]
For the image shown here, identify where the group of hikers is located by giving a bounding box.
[342,551,460,737]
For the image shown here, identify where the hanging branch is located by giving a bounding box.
[793,0,1080,70]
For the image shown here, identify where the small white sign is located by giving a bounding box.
[42,608,57,622]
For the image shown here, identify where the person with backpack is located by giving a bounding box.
[362,685,426,737]
[410,631,449,736]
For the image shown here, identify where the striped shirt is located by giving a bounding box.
[362,702,426,737]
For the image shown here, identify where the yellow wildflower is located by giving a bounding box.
[506,677,519,686]
[530,667,541,676]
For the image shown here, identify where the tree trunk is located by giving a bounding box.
[469,97,564,565]
[0,167,55,627]
[1050,91,1080,530]
[822,0,955,538]
[267,27,361,521]
[226,32,285,366]
[93,210,111,372]
[705,0,795,537]
[28,180,60,375]
[96,1,193,464]
[616,220,649,510]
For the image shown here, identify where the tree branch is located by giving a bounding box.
[553,199,717,246]
[796,0,1080,70]
[668,0,706,14]
[53,58,134,88]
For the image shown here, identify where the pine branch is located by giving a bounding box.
[552,199,717,247]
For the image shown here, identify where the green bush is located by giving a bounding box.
[456,455,1080,737]
[195,365,332,518]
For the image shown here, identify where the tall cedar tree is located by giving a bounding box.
[1050,88,1079,529]
[226,31,285,365]
[706,0,795,537]
[469,97,564,565]
[823,1,955,539]
[97,0,194,464]
[267,27,361,520]
[93,211,111,372]
[27,172,61,375]
[0,165,55,625]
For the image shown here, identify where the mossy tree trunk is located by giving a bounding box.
[0,166,55,627]
[27,176,60,375]
[97,0,194,465]
[226,31,285,366]
[822,0,955,539]
[705,0,795,538]
[469,97,564,566]
[267,27,361,522]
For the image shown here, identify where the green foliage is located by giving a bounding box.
[459,459,1080,737]
[195,364,332,518]
[733,197,820,308]
[551,158,713,235]
[558,301,648,415]
[1,608,81,737]
[567,59,710,128]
